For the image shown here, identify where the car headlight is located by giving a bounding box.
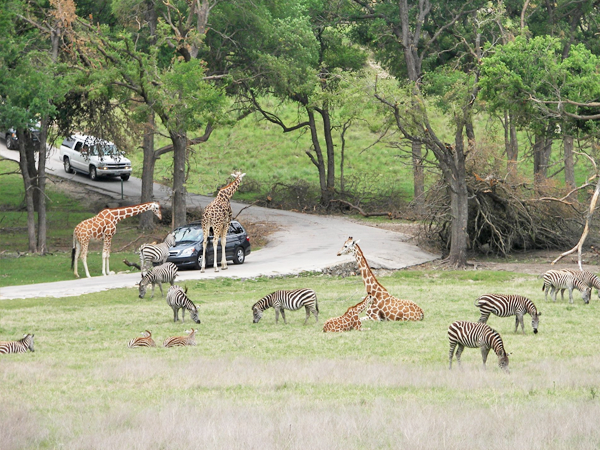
[180,247,197,257]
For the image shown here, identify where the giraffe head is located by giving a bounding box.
[232,171,246,180]
[149,202,162,220]
[337,237,360,257]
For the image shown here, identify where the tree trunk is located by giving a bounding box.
[412,140,425,206]
[563,134,576,193]
[17,130,37,253]
[305,108,328,204]
[533,131,552,183]
[140,112,157,229]
[505,111,519,178]
[446,126,469,267]
[171,130,188,228]
[36,118,49,254]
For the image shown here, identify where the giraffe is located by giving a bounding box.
[323,293,374,332]
[200,171,246,272]
[71,202,162,278]
[337,237,424,322]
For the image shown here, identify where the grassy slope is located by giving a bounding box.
[2,270,600,449]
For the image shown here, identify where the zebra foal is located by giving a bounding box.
[0,334,35,354]
[163,329,197,347]
[542,269,592,304]
[448,321,509,371]
[128,330,157,348]
[138,262,178,299]
[559,269,600,300]
[251,288,319,324]
[166,285,201,324]
[139,233,176,275]
[475,294,541,334]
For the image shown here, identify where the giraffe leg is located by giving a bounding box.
[102,238,112,276]
[73,240,82,278]
[213,235,220,272]
[220,231,228,270]
[81,241,91,278]
[200,234,208,273]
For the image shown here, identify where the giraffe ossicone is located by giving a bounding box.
[71,202,162,278]
[200,171,245,273]
[337,236,424,322]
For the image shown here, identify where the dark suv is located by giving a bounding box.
[167,220,251,269]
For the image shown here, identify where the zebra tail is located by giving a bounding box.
[315,297,319,313]
[542,283,546,292]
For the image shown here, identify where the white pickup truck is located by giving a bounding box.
[59,134,132,181]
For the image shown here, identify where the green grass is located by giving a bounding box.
[2,270,600,448]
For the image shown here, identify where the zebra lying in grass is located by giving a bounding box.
[475,294,541,334]
[138,262,178,299]
[542,269,592,304]
[163,329,197,347]
[251,288,319,324]
[448,321,509,372]
[0,334,35,354]
[139,233,176,275]
[128,330,157,348]
[166,285,201,324]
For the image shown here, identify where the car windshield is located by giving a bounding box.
[88,143,119,157]
[173,226,203,243]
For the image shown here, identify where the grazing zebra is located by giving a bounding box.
[138,262,178,299]
[559,269,600,300]
[163,329,197,347]
[542,269,592,304]
[475,294,541,334]
[128,330,157,348]
[166,285,201,324]
[0,334,35,354]
[139,233,176,274]
[251,288,319,324]
[448,321,509,371]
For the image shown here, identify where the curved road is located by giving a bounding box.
[0,142,438,300]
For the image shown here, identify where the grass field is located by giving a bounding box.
[2,269,600,449]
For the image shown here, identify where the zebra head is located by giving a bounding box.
[498,351,509,372]
[337,237,360,257]
[252,305,263,323]
[23,334,35,352]
[190,307,201,324]
[138,273,150,298]
[164,233,176,247]
[583,287,592,304]
[531,311,541,334]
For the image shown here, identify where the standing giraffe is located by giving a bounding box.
[71,202,162,278]
[337,237,424,322]
[323,293,374,332]
[201,171,245,272]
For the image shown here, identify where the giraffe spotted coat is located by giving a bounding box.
[323,294,374,332]
[337,237,424,322]
[71,202,161,278]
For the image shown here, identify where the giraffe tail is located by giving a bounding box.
[71,231,76,269]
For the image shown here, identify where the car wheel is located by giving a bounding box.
[121,174,130,181]
[64,157,74,174]
[194,252,203,270]
[233,246,245,265]
[6,135,16,150]
[89,166,98,181]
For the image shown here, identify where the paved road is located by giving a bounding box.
[0,141,439,300]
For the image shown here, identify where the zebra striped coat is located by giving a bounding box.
[163,328,197,347]
[475,294,541,334]
[0,334,35,354]
[166,285,201,324]
[138,262,178,299]
[542,269,592,304]
[448,321,509,371]
[139,233,176,274]
[251,289,319,324]
[128,330,157,348]
[559,269,600,300]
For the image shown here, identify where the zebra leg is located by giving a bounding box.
[157,282,164,298]
[478,312,490,323]
[150,283,156,299]
[560,289,565,301]
[516,313,525,334]
[481,346,491,368]
[550,287,557,302]
[275,306,280,324]
[173,307,178,323]
[455,344,465,367]
[568,287,574,304]
[303,306,310,325]
[280,309,287,324]
[449,342,457,369]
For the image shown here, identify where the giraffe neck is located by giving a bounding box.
[347,296,370,316]
[353,246,387,295]
[218,177,242,200]
[105,202,157,224]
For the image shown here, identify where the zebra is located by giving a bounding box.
[251,288,319,324]
[0,334,35,354]
[542,269,592,304]
[166,285,201,324]
[163,328,197,347]
[448,321,509,371]
[475,294,541,334]
[138,262,178,299]
[558,269,600,300]
[139,233,176,275]
[128,330,157,348]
